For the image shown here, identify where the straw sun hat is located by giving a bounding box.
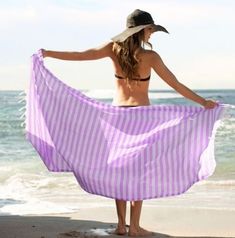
[111,9,169,42]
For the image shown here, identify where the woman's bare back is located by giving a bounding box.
[110,44,153,106]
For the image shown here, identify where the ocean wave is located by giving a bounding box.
[1,174,234,215]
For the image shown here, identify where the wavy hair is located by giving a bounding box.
[112,29,152,89]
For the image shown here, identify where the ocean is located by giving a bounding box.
[0,89,234,215]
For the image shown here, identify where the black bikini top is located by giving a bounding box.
[115,74,150,81]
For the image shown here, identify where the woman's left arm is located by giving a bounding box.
[42,42,113,60]
[150,51,218,108]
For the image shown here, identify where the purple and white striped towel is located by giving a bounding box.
[25,50,232,201]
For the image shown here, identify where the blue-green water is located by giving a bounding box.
[0,89,234,215]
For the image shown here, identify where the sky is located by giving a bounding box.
[0,0,235,90]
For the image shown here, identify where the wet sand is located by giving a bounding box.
[0,206,235,238]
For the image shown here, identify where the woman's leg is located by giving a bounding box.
[129,200,153,236]
[115,199,127,235]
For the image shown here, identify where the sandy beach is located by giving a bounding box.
[0,206,235,238]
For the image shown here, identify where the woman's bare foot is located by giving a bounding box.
[128,226,154,237]
[114,224,127,235]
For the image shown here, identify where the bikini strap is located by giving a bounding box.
[115,74,150,81]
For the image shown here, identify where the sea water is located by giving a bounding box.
[0,89,234,215]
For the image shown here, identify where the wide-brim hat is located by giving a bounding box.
[111,9,169,42]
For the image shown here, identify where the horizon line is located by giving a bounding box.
[0,88,235,92]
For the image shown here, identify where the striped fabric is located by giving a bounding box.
[26,50,229,201]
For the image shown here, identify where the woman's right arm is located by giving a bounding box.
[150,51,218,109]
[41,42,113,61]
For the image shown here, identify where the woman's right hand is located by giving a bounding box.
[203,99,218,109]
[41,49,47,58]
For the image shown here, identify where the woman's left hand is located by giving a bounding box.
[203,99,218,109]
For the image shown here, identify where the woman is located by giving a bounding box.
[42,9,217,237]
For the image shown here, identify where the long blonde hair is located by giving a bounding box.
[112,29,152,89]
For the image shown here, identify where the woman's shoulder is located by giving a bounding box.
[93,41,115,58]
[99,41,114,50]
[138,49,161,61]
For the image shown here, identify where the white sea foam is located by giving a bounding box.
[89,228,114,236]
[0,149,8,155]
[220,123,235,130]
[0,199,73,216]
[1,159,234,215]
[0,171,113,215]
[1,175,234,215]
